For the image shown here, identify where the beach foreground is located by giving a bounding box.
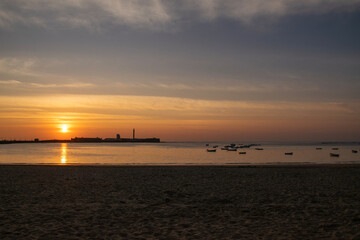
[1,165,360,239]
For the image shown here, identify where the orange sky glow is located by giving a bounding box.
[0,95,359,142]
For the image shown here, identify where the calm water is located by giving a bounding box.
[0,142,359,165]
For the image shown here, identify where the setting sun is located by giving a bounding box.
[61,124,68,133]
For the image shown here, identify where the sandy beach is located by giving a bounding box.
[1,165,360,239]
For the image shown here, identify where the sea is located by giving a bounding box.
[0,142,359,165]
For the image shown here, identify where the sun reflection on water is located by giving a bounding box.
[61,143,67,164]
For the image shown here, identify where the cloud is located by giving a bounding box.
[156,83,193,90]
[0,58,36,76]
[0,95,357,123]
[0,0,172,30]
[0,79,94,89]
[0,0,359,30]
[0,80,21,84]
[0,56,95,82]
[0,57,95,89]
[30,82,94,88]
[153,80,319,93]
[182,0,360,22]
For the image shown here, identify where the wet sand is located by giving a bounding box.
[1,165,360,239]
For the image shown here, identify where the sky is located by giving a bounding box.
[0,0,360,142]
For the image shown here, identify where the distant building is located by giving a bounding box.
[68,130,159,143]
[71,137,102,142]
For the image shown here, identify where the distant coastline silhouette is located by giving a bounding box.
[0,129,160,144]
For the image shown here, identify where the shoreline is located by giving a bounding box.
[1,163,360,167]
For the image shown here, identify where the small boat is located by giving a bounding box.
[227,148,237,151]
[239,152,246,154]
[316,147,322,150]
[332,148,339,150]
[330,153,339,157]
[239,145,251,148]
[352,150,358,153]
[285,152,293,155]
[221,147,228,150]
[213,145,218,148]
[205,144,209,146]
[255,148,264,150]
[207,149,216,152]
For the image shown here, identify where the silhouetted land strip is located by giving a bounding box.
[1,165,360,239]
[0,137,160,144]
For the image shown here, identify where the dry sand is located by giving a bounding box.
[1,165,360,239]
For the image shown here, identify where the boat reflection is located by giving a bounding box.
[61,143,67,164]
